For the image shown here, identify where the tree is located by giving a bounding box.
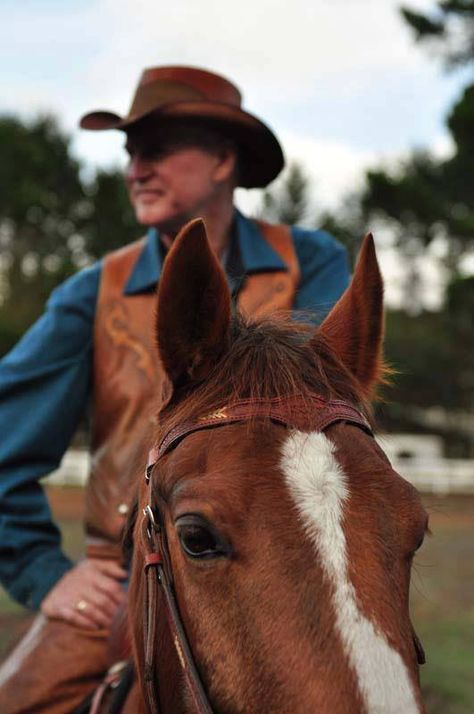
[259,162,365,267]
[259,163,310,226]
[361,81,474,311]
[318,196,368,269]
[380,272,474,455]
[360,3,474,299]
[82,168,140,259]
[0,114,138,355]
[401,1,474,69]
[0,116,85,352]
[367,88,474,249]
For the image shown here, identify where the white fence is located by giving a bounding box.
[394,458,474,494]
[378,433,474,494]
[42,449,90,487]
[42,445,474,495]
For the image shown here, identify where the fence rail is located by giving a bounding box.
[42,448,474,495]
[394,459,474,494]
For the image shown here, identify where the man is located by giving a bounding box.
[0,66,350,712]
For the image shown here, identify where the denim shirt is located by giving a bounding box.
[0,211,349,609]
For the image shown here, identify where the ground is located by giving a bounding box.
[1,488,473,713]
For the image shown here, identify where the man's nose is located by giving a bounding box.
[126,154,153,183]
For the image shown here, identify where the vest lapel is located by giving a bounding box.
[237,221,300,318]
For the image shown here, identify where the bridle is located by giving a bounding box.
[140,393,372,714]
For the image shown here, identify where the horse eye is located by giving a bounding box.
[413,515,430,554]
[414,534,425,552]
[176,516,230,560]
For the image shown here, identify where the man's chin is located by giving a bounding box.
[135,208,193,237]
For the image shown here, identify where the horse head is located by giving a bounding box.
[129,219,427,714]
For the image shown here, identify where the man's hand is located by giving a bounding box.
[41,558,127,630]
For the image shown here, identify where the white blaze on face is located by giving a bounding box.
[281,431,420,714]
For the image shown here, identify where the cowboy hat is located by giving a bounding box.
[80,66,284,188]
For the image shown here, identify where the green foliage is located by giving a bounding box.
[0,114,138,355]
[0,115,82,225]
[401,7,445,39]
[361,4,474,411]
[259,163,310,225]
[82,169,140,258]
[259,161,367,269]
[362,83,474,274]
[401,1,474,69]
[318,198,368,268]
[384,309,455,409]
[381,281,474,453]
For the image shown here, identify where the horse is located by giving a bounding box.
[127,218,428,714]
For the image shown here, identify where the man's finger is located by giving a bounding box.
[93,575,127,606]
[58,606,100,631]
[84,588,123,620]
[94,560,128,580]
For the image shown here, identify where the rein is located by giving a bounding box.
[141,394,372,714]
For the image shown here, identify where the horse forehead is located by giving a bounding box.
[281,422,426,542]
[326,423,425,511]
[160,421,288,489]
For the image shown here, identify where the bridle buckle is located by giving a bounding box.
[143,504,160,540]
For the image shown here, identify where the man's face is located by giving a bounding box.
[125,124,236,233]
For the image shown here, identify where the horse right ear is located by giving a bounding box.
[156,218,232,395]
[316,233,384,399]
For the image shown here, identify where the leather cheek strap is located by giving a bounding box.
[142,500,213,714]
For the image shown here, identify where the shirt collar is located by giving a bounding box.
[234,210,286,273]
[124,210,287,295]
[124,228,162,295]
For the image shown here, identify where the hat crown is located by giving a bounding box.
[134,65,241,109]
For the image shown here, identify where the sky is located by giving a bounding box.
[0,0,470,306]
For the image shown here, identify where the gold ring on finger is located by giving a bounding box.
[76,599,88,612]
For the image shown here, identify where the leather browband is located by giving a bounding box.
[146,395,372,480]
[141,394,372,713]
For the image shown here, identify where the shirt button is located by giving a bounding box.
[117,503,129,515]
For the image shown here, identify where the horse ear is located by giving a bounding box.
[316,233,384,397]
[156,218,231,392]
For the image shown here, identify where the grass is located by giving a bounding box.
[418,616,474,714]
[409,495,474,713]
[1,489,473,713]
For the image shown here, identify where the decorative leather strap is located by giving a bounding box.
[146,395,371,478]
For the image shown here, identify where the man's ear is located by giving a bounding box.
[213,147,238,184]
[316,233,384,398]
[156,218,231,393]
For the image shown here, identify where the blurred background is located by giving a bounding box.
[0,1,473,711]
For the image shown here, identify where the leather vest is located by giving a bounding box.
[85,221,300,558]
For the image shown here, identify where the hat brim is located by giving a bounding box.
[80,102,284,188]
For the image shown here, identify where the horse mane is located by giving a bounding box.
[158,312,384,432]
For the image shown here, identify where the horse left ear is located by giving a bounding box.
[156,218,231,393]
[316,233,384,398]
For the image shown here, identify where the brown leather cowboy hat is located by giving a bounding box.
[80,66,284,188]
